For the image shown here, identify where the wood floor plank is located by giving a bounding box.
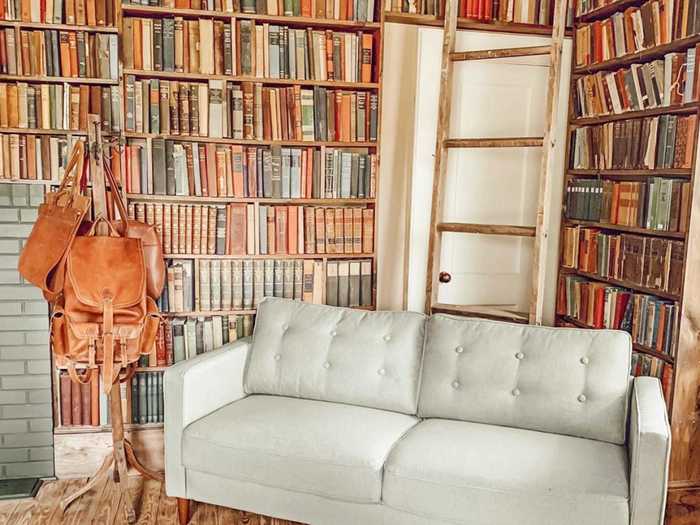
[134,480,160,525]
[3,479,309,525]
[0,501,18,525]
[29,478,71,525]
[91,479,123,525]
[46,479,83,525]
[154,484,176,525]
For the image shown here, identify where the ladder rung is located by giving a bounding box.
[432,304,529,324]
[444,137,543,148]
[437,222,536,237]
[450,45,552,62]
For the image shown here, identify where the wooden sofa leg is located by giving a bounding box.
[177,498,190,525]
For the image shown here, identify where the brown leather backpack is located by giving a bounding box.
[43,158,165,392]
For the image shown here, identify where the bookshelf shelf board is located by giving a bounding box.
[382,12,564,36]
[560,267,681,301]
[556,314,675,363]
[55,365,167,372]
[0,127,88,136]
[54,422,164,435]
[121,4,382,29]
[122,68,379,89]
[0,178,57,185]
[567,168,693,178]
[161,309,257,317]
[123,131,377,148]
[0,20,119,32]
[575,0,644,23]
[564,219,687,239]
[163,252,375,260]
[573,34,700,75]
[0,74,119,85]
[126,193,375,204]
[571,102,700,127]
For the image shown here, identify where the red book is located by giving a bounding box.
[484,0,493,20]
[71,377,82,425]
[60,373,72,426]
[80,381,91,425]
[593,286,605,328]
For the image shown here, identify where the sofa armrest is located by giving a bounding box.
[629,376,671,525]
[164,337,251,497]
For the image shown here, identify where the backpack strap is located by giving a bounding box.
[101,293,117,394]
[66,363,94,385]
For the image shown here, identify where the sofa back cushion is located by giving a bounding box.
[419,315,632,444]
[244,298,427,415]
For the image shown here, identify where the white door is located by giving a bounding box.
[406,27,571,319]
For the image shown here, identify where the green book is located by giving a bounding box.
[152,138,167,195]
[138,373,147,425]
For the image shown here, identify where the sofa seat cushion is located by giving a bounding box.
[182,394,418,503]
[384,419,629,525]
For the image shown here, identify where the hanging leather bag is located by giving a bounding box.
[18,141,90,302]
[49,158,164,392]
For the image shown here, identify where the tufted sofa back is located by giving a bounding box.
[418,314,632,444]
[244,297,427,415]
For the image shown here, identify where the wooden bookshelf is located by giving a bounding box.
[0,20,119,32]
[123,131,377,148]
[0,74,118,84]
[382,12,561,36]
[558,2,700,520]
[164,253,375,259]
[127,193,375,204]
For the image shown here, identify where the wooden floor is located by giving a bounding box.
[0,477,304,525]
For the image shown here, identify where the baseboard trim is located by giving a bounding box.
[666,485,700,525]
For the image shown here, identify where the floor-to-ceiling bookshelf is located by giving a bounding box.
[554,0,700,519]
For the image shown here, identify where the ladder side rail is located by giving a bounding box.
[424,0,459,314]
[529,0,568,325]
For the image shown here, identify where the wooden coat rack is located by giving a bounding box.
[58,115,163,524]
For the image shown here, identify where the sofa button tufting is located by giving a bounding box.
[282,324,289,331]
[515,352,524,360]
[330,330,337,337]
[377,368,386,376]
[452,381,460,389]
[274,354,281,361]
[578,394,587,403]
[512,388,520,396]
[580,356,589,365]
[455,346,464,354]
[383,334,392,342]
[323,361,331,369]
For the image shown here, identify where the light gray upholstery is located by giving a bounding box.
[384,419,629,525]
[629,377,671,525]
[163,303,671,525]
[164,337,250,497]
[245,297,426,414]
[419,315,632,444]
[182,394,418,503]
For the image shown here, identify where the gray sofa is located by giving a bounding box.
[164,297,671,525]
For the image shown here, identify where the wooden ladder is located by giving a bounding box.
[424,0,567,325]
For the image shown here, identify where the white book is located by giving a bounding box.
[199,19,214,74]
[210,259,221,311]
[221,260,232,310]
[208,80,224,138]
[192,145,202,196]
[212,316,223,349]
[298,206,304,254]
[109,35,119,80]
[199,84,209,137]
[143,20,153,70]
[185,318,197,359]
[259,206,268,254]
[255,25,265,78]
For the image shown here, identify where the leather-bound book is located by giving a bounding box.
[71,374,82,425]
[60,373,72,426]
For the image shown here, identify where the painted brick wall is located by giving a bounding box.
[0,184,54,479]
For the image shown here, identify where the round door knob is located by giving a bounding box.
[439,272,452,283]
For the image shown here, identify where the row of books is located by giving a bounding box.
[630,352,672,401]
[146,314,254,366]
[572,50,699,118]
[0,29,118,79]
[161,257,373,312]
[124,17,375,83]
[561,227,683,295]
[557,274,679,356]
[568,115,697,170]
[125,142,376,200]
[130,202,374,256]
[1,0,116,25]
[0,82,120,132]
[385,0,555,25]
[125,78,378,143]
[57,370,100,426]
[129,372,164,425]
[574,0,673,67]
[125,0,378,22]
[564,178,690,232]
[0,134,75,181]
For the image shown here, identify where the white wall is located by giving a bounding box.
[377,25,571,324]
